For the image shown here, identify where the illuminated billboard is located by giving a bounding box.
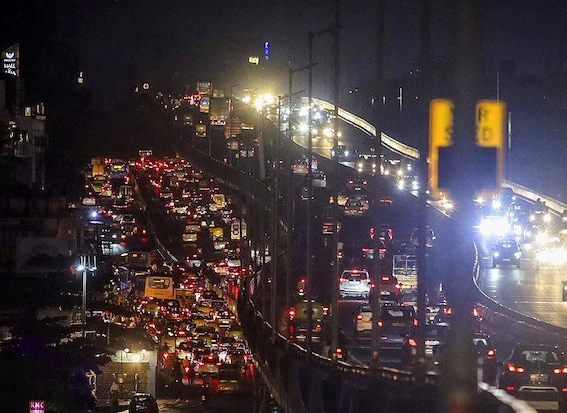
[2,43,19,77]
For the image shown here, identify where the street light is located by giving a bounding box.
[306,25,335,356]
[77,253,97,336]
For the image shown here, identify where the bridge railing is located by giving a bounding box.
[179,136,535,412]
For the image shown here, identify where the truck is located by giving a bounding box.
[392,254,418,290]
[210,97,231,126]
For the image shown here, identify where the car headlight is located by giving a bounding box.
[493,252,500,258]
[514,252,521,259]
[544,214,551,223]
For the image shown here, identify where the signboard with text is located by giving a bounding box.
[29,400,45,413]
[2,43,19,77]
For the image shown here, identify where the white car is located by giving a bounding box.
[339,268,371,299]
[226,253,241,268]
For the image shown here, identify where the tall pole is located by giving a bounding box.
[286,70,294,339]
[306,31,315,357]
[271,96,282,340]
[331,0,341,361]
[286,67,309,339]
[371,0,385,369]
[416,0,431,372]
[440,1,483,411]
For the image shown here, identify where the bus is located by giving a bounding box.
[135,275,175,300]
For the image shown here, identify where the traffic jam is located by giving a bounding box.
[83,152,254,403]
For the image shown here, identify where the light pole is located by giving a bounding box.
[77,252,97,337]
[228,84,240,167]
[306,25,334,357]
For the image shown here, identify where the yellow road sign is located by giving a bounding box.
[476,100,505,148]
[429,99,454,197]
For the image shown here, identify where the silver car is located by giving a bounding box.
[339,268,371,299]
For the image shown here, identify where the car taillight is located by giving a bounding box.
[289,307,296,320]
[507,363,525,373]
[377,320,383,327]
[407,338,418,347]
[554,367,567,374]
[413,319,418,326]
[357,314,363,320]
[506,386,515,391]
[394,283,401,290]
[487,349,496,359]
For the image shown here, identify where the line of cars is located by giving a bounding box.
[134,155,252,392]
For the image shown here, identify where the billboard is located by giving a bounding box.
[2,43,19,77]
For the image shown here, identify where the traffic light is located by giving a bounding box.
[475,100,506,197]
[429,99,454,197]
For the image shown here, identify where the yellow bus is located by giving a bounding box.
[144,276,175,300]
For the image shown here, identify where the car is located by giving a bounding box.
[225,349,247,365]
[378,304,417,351]
[226,253,241,268]
[409,226,436,248]
[472,332,498,384]
[360,239,387,261]
[378,224,394,243]
[346,176,368,191]
[343,199,366,217]
[523,223,549,245]
[400,324,450,366]
[196,353,221,375]
[492,239,521,268]
[499,344,567,409]
[312,171,327,188]
[378,275,401,301]
[176,341,194,361]
[355,304,373,334]
[339,268,372,299]
[128,393,159,413]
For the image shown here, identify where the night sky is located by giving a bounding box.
[2,1,567,110]
[1,0,567,175]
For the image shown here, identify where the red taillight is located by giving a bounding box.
[506,385,515,391]
[289,307,296,320]
[507,363,525,373]
[377,320,383,327]
[562,388,567,392]
[357,314,363,320]
[408,338,418,347]
[554,367,567,374]
[487,349,496,359]
[381,276,390,282]
[413,319,418,326]
[394,283,401,290]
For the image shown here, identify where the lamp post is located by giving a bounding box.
[228,84,240,167]
[77,252,97,337]
[306,25,335,357]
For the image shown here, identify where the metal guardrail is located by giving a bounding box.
[178,116,537,412]
[314,98,567,217]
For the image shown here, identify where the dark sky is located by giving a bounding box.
[3,0,567,111]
